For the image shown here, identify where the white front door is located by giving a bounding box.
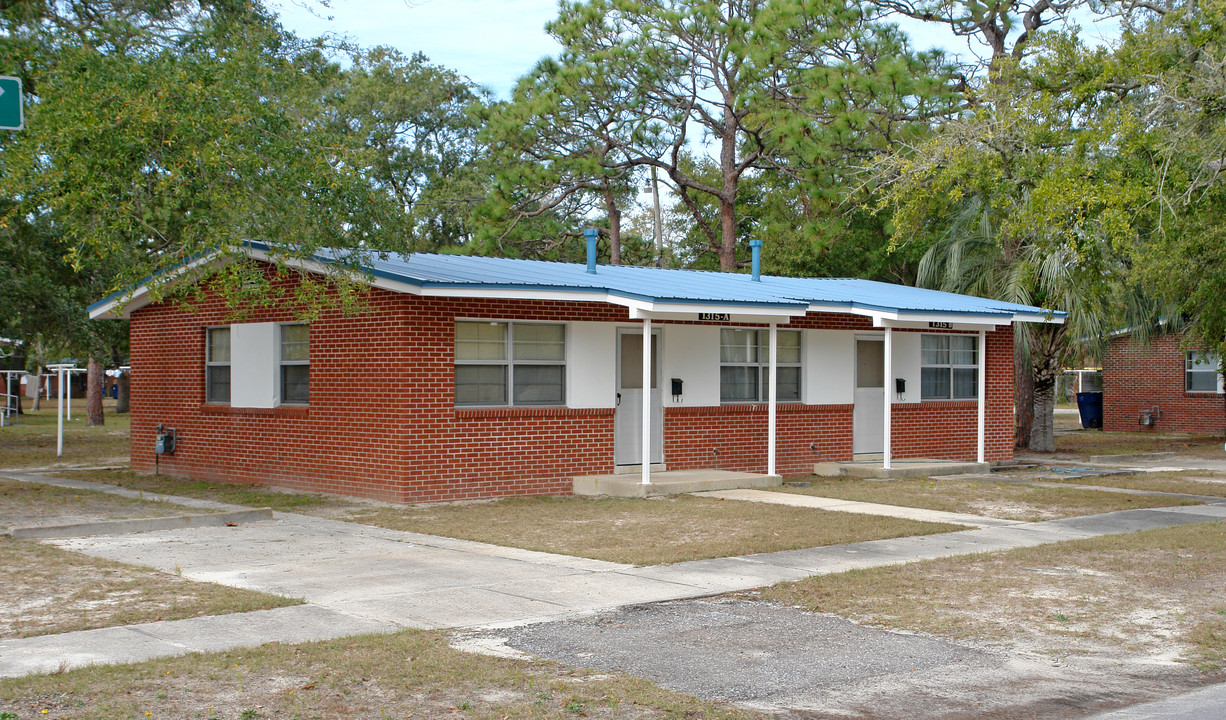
[853,337,885,455]
[614,329,663,465]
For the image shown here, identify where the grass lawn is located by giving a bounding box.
[0,399,130,469]
[762,521,1226,669]
[772,476,1201,522]
[50,469,964,566]
[1044,470,1226,498]
[0,537,300,640]
[54,468,358,513]
[1054,429,1226,459]
[0,629,767,720]
[332,495,966,565]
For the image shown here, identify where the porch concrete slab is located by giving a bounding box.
[813,459,989,478]
[0,605,395,678]
[695,488,1022,528]
[574,469,781,497]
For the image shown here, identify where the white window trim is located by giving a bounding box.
[921,333,980,401]
[205,326,231,404]
[719,328,802,404]
[454,319,567,407]
[278,323,310,406]
[1185,351,1223,394]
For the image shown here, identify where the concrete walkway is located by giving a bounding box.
[2,473,1226,678]
[695,488,1025,528]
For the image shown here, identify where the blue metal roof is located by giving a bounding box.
[89,241,1065,322]
[303,244,1062,320]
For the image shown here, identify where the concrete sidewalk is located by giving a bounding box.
[2,473,1225,678]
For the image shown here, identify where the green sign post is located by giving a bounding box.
[0,76,24,130]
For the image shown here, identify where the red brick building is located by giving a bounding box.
[1103,332,1225,434]
[89,243,1064,503]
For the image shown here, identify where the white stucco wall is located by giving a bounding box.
[567,321,616,408]
[230,322,277,408]
[804,329,855,405]
[891,331,922,404]
[662,324,720,407]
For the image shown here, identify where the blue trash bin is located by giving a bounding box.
[1076,391,1102,429]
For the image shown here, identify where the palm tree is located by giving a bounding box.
[916,197,1110,451]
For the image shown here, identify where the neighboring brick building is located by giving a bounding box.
[1103,332,1225,434]
[89,242,1063,503]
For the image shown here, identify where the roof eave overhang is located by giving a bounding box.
[804,302,1066,329]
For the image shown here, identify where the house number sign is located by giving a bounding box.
[698,313,732,322]
[928,321,954,329]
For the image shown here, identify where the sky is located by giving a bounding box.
[273,0,1123,100]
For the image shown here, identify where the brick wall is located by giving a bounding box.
[1102,334,1225,434]
[129,267,1016,502]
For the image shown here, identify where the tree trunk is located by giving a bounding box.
[85,357,105,427]
[1029,331,1064,453]
[1030,366,1058,452]
[718,108,738,271]
[601,183,622,265]
[1014,340,1034,449]
[116,370,130,414]
[30,370,42,411]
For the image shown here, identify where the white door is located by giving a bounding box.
[853,337,884,455]
[614,330,663,465]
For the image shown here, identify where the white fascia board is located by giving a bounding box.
[1011,312,1066,325]
[627,303,804,322]
[807,302,1063,328]
[88,253,226,319]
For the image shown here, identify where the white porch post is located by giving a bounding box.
[56,367,65,458]
[768,322,778,477]
[977,329,987,464]
[66,368,73,420]
[641,316,652,486]
[883,326,893,470]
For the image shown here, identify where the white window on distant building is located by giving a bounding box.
[1186,351,1222,393]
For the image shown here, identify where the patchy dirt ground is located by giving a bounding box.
[0,537,299,639]
[0,477,173,531]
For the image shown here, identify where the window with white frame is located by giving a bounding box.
[921,334,978,400]
[719,328,801,403]
[206,327,231,403]
[280,324,310,404]
[1186,351,1221,393]
[454,321,565,406]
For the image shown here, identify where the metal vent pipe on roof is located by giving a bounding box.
[750,240,762,281]
[584,228,599,274]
